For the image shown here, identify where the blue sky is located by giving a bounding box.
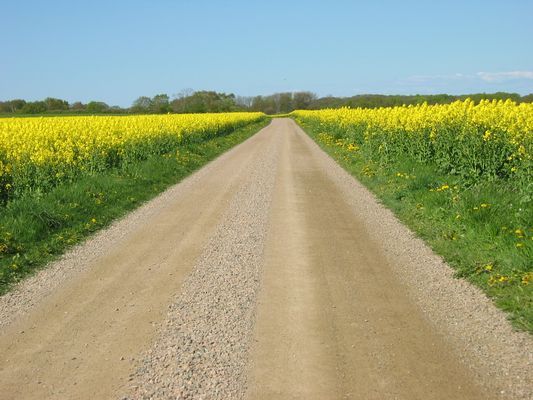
[1,0,532,106]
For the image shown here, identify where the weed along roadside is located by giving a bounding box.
[0,116,269,294]
[292,100,532,332]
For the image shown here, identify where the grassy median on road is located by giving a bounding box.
[295,119,532,333]
[0,119,269,294]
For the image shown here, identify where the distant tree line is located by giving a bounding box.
[0,97,124,115]
[1,91,532,116]
[131,91,241,114]
[307,92,533,109]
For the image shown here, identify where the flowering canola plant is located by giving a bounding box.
[292,99,532,193]
[0,112,264,201]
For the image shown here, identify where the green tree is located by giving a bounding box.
[1,99,27,113]
[131,96,153,113]
[170,91,238,113]
[44,97,69,111]
[151,94,170,113]
[86,101,109,113]
[292,92,316,110]
[20,101,47,114]
[70,101,86,111]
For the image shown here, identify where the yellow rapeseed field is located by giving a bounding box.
[293,99,532,192]
[0,112,264,201]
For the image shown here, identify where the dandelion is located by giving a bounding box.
[347,143,359,152]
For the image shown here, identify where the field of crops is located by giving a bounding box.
[0,112,267,293]
[0,113,265,202]
[293,99,532,329]
[293,99,532,193]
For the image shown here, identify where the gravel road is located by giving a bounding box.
[0,119,531,399]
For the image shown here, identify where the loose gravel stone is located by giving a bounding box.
[0,137,255,330]
[122,131,279,399]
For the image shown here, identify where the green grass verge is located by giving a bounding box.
[296,120,532,332]
[0,119,269,295]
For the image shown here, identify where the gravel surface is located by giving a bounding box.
[122,131,279,399]
[1,118,530,400]
[0,138,251,331]
[296,122,532,399]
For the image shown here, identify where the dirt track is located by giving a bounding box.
[0,119,531,399]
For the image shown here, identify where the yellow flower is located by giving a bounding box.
[291,100,532,205]
[0,112,265,198]
[347,143,359,152]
